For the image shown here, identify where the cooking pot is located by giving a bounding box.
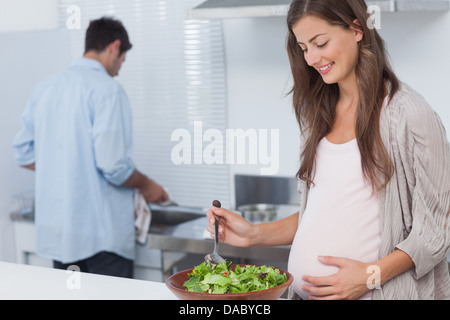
[237,203,278,224]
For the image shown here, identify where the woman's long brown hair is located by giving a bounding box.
[286,0,399,191]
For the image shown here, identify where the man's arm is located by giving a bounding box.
[123,169,168,204]
[22,164,35,171]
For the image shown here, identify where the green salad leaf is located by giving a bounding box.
[183,261,288,294]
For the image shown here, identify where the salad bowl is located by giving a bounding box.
[165,263,293,300]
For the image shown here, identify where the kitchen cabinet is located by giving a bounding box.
[10,214,183,282]
[13,219,52,267]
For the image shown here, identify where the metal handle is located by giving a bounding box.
[212,200,221,248]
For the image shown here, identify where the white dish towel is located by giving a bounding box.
[134,192,152,244]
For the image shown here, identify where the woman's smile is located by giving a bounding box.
[317,62,335,75]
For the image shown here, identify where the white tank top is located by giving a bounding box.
[288,137,380,300]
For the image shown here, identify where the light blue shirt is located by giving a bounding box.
[13,58,136,263]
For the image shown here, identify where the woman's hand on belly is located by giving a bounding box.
[301,256,373,300]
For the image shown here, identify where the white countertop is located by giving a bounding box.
[0,261,178,300]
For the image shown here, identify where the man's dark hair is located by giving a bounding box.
[84,17,132,55]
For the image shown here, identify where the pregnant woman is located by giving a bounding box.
[207,0,450,300]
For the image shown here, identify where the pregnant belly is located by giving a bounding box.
[287,214,379,300]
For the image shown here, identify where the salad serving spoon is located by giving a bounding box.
[205,200,225,266]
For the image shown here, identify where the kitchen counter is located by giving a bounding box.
[0,261,177,300]
[148,217,291,262]
[9,205,295,275]
[147,206,294,263]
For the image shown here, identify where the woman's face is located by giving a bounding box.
[292,15,363,86]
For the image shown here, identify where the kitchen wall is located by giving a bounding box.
[0,29,71,262]
[224,16,299,196]
[1,8,450,262]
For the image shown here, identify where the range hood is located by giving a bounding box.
[188,0,449,19]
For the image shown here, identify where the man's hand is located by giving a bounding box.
[123,169,168,203]
[140,178,168,203]
[22,164,35,171]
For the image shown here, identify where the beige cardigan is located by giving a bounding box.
[289,83,450,300]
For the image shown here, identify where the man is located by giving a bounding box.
[12,17,168,278]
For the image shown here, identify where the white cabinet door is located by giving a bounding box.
[12,219,184,282]
[13,220,52,267]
